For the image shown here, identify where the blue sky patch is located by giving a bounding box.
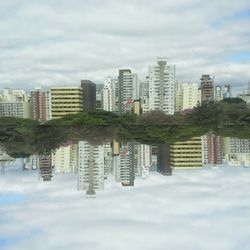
[0,228,43,248]
[0,235,22,248]
[0,193,26,206]
[226,52,250,62]
[211,9,250,27]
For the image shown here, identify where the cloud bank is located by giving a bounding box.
[0,1,249,91]
[1,164,250,250]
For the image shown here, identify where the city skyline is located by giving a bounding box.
[0,1,249,92]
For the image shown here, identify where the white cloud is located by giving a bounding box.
[1,164,250,250]
[0,0,249,90]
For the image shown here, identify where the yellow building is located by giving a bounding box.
[50,86,83,173]
[50,86,83,119]
[170,137,202,169]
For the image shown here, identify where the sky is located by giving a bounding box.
[0,0,250,92]
[1,164,250,250]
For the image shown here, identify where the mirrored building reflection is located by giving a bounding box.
[1,134,250,199]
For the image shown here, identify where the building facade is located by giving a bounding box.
[118,69,138,114]
[50,86,83,119]
[78,141,105,197]
[170,137,202,169]
[181,82,200,110]
[30,89,51,121]
[81,80,96,112]
[148,58,176,115]
[200,74,214,102]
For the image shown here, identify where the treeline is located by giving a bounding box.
[0,98,249,158]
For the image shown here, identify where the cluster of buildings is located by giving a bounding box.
[1,58,250,197]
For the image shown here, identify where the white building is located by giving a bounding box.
[0,88,31,119]
[114,142,134,186]
[78,141,105,196]
[52,145,71,173]
[148,58,176,115]
[1,88,28,102]
[224,138,250,166]
[101,77,115,112]
[214,85,223,101]
[0,101,31,118]
[51,144,77,173]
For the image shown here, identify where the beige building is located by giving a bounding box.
[182,83,200,110]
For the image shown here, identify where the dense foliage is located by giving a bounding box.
[0,98,249,158]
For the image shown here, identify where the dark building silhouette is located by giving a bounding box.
[157,144,172,176]
[200,74,214,102]
[118,69,132,114]
[81,80,96,112]
[96,84,104,110]
[39,155,52,181]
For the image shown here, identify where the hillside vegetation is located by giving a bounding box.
[0,98,249,157]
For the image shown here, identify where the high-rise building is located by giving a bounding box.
[81,80,96,112]
[223,85,232,99]
[39,155,52,181]
[181,82,200,110]
[101,77,115,112]
[78,141,104,197]
[157,144,171,175]
[50,86,83,119]
[118,69,138,114]
[140,77,150,113]
[30,89,51,121]
[114,142,135,186]
[112,70,140,186]
[200,74,214,102]
[175,81,183,112]
[214,85,223,101]
[96,84,103,110]
[0,88,31,118]
[0,102,31,118]
[1,88,28,102]
[170,137,202,169]
[51,143,76,173]
[224,138,250,166]
[201,134,223,166]
[148,58,176,115]
[147,58,175,175]
[207,134,223,165]
[172,83,202,169]
[50,86,82,173]
[200,76,223,166]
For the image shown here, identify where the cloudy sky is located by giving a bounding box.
[0,0,250,91]
[1,165,250,250]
